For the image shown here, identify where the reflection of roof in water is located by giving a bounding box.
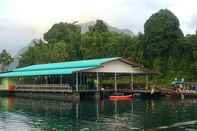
[13,98,73,113]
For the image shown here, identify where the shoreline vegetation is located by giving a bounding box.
[0,9,196,87]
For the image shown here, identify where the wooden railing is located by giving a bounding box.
[14,84,73,93]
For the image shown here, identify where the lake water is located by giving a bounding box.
[0,96,197,131]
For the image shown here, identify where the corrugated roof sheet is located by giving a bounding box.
[0,67,95,77]
[15,57,120,72]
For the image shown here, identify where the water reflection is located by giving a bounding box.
[0,97,197,130]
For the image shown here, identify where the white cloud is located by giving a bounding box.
[0,19,40,55]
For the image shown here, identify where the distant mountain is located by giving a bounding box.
[80,21,134,36]
[8,39,40,70]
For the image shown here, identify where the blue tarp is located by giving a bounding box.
[171,80,184,85]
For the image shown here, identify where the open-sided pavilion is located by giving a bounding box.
[0,57,152,97]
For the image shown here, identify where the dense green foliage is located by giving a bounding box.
[144,9,183,66]
[143,9,194,82]
[19,19,139,66]
[18,10,197,83]
[89,20,108,32]
[0,49,13,66]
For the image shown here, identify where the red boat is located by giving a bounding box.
[109,95,133,100]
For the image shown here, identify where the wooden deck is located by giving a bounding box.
[0,84,160,94]
[78,89,158,93]
[13,84,73,93]
[159,88,197,98]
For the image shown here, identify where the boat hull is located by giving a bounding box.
[109,95,133,100]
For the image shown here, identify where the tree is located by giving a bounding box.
[89,20,108,32]
[144,9,183,59]
[0,50,13,66]
[143,9,184,74]
[44,22,81,43]
[0,50,13,71]
[184,33,197,80]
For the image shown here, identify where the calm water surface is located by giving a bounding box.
[0,96,197,131]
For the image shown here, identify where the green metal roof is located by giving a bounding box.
[0,57,120,78]
[0,67,94,77]
[15,57,120,72]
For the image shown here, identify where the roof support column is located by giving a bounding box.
[33,76,35,85]
[60,75,62,87]
[76,72,79,92]
[96,72,99,91]
[130,73,134,90]
[45,76,48,86]
[40,76,42,87]
[145,74,149,90]
[96,101,99,120]
[76,103,79,120]
[114,73,117,92]
[79,72,82,87]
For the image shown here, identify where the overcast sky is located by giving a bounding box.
[1,0,197,55]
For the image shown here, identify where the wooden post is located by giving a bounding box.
[76,72,79,92]
[76,103,79,120]
[60,75,62,87]
[96,72,99,91]
[33,76,35,85]
[45,76,48,85]
[96,101,99,120]
[115,73,117,92]
[145,74,149,90]
[79,72,81,86]
[131,73,134,90]
[114,100,118,119]
[40,76,42,87]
